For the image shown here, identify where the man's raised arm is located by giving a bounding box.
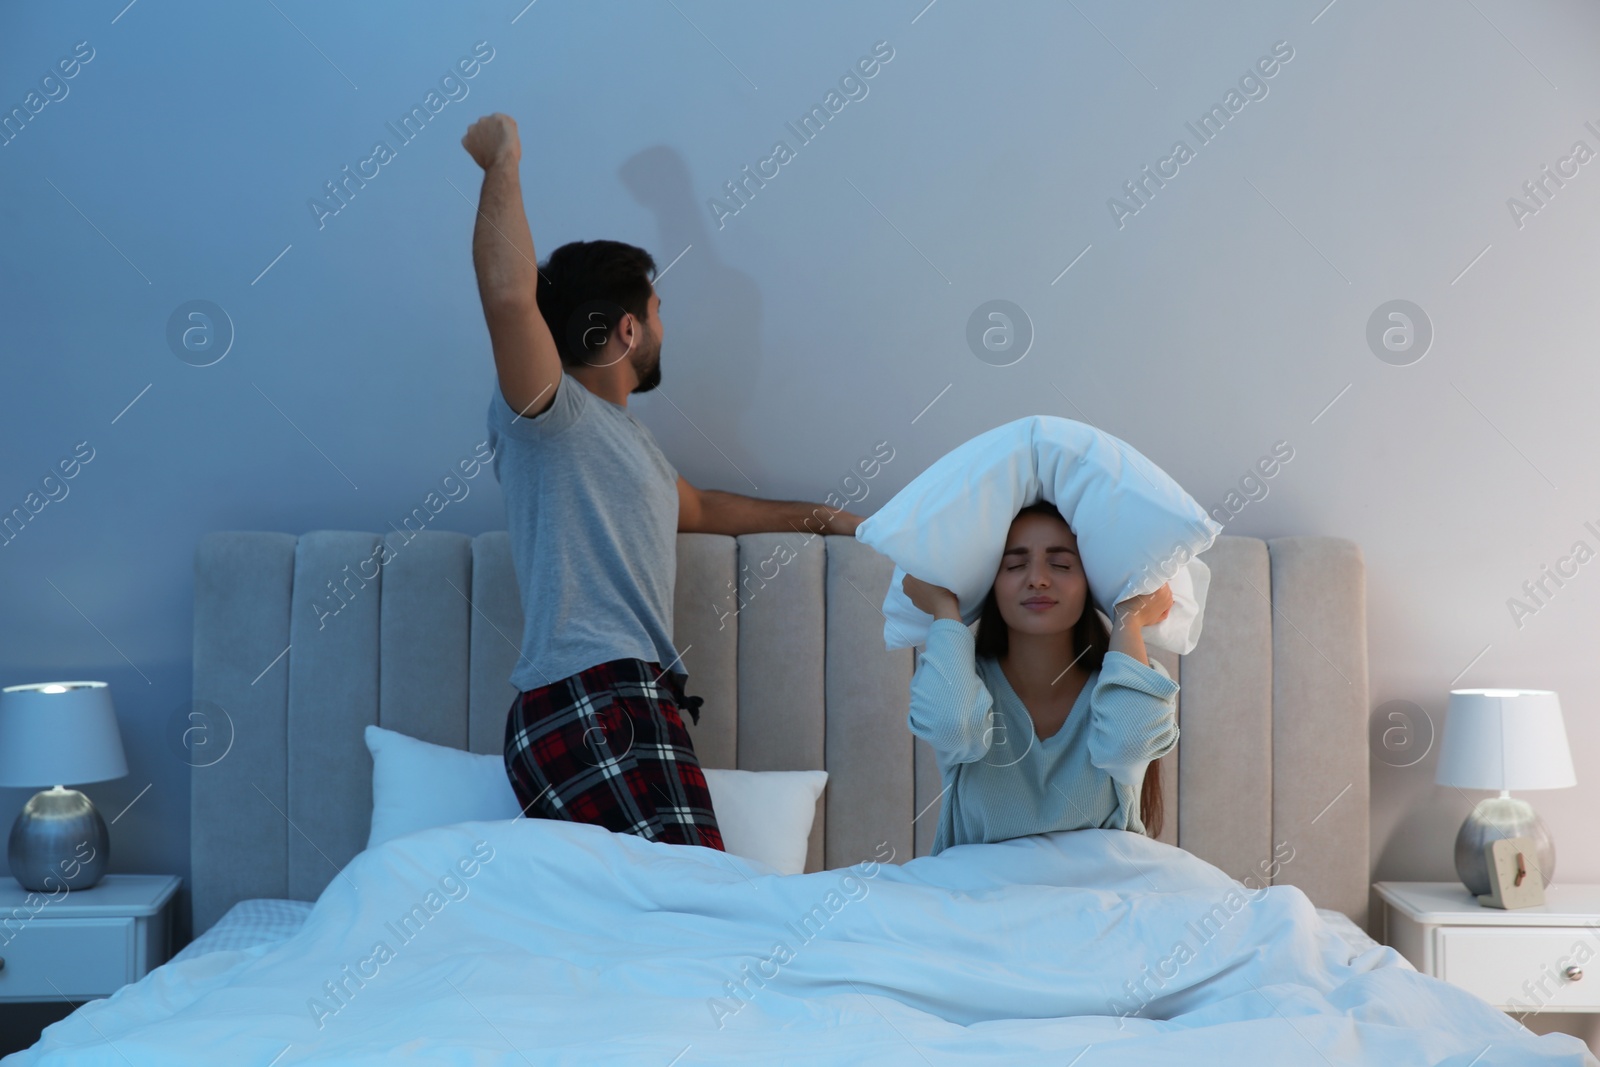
[462,112,562,421]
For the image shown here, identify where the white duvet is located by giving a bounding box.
[8,819,1595,1066]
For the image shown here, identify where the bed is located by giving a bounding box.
[6,529,1595,1065]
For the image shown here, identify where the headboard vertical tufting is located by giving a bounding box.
[190,531,1369,937]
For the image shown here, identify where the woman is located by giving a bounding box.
[903,500,1180,855]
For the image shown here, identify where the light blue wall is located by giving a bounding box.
[3,0,1600,935]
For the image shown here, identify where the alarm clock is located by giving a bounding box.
[1476,836,1546,910]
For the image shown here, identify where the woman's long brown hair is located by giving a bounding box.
[971,501,1167,839]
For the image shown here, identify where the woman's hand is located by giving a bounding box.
[1114,582,1173,630]
[902,574,962,622]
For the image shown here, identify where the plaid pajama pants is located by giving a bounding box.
[503,658,724,851]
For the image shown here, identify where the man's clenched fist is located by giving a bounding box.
[462,113,520,170]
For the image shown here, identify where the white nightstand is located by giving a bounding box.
[1375,881,1600,1014]
[0,874,179,1003]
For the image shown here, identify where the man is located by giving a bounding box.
[462,112,863,851]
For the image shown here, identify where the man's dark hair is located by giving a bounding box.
[535,240,657,367]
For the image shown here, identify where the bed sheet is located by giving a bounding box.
[5,821,1593,1066]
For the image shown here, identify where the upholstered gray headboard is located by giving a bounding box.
[190,531,1370,937]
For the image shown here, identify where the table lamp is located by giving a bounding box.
[0,681,128,891]
[1435,686,1575,897]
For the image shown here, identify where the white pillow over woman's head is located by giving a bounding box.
[363,724,826,875]
[855,415,1221,654]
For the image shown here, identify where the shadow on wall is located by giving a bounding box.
[618,145,765,491]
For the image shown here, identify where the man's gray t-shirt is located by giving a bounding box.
[486,371,682,693]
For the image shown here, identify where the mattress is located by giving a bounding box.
[168,898,315,964]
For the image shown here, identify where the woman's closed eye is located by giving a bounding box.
[1006,563,1072,571]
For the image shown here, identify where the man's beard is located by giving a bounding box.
[631,340,662,393]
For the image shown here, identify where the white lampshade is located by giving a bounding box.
[1435,687,1576,791]
[0,681,129,787]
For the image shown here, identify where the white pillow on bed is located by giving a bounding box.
[700,768,828,876]
[855,415,1221,654]
[363,724,826,874]
[364,725,523,851]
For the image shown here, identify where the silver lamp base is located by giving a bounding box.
[1453,794,1554,898]
[8,787,109,892]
